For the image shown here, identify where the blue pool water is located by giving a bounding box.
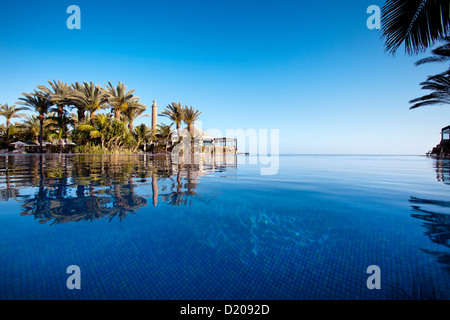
[0,154,449,300]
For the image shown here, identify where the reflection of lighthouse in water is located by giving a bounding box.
[152,172,158,207]
[435,159,450,184]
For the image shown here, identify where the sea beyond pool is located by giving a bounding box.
[0,154,449,300]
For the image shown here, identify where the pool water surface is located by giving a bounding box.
[0,154,449,300]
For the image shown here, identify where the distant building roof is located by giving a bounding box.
[172,126,215,141]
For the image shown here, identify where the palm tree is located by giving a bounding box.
[0,124,5,139]
[70,82,109,121]
[105,82,139,120]
[0,103,27,144]
[70,83,88,124]
[183,106,201,137]
[409,72,450,109]
[46,113,75,153]
[37,80,70,120]
[157,124,173,153]
[123,100,147,130]
[17,91,53,152]
[381,0,449,55]
[19,115,41,144]
[78,114,111,149]
[133,123,153,152]
[160,102,185,132]
[38,81,72,148]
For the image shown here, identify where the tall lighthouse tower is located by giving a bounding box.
[151,100,158,131]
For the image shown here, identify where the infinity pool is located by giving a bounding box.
[0,154,449,299]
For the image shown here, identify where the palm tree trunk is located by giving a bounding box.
[176,122,181,143]
[58,105,64,120]
[39,116,44,153]
[131,140,139,153]
[5,120,10,145]
[188,123,194,157]
[78,109,86,124]
[90,112,96,125]
[115,111,120,120]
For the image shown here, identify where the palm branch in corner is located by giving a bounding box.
[381,0,449,55]
[409,72,450,109]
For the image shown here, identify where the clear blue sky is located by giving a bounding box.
[0,0,449,154]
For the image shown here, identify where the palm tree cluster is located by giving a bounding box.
[381,2,449,112]
[381,0,449,55]
[156,102,202,153]
[0,155,202,222]
[159,102,202,136]
[0,103,27,144]
[0,80,202,154]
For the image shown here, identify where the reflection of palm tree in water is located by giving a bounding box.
[177,169,182,193]
[186,164,198,195]
[0,156,21,201]
[1,153,236,222]
[172,169,184,205]
[161,164,199,206]
[156,153,237,206]
[21,156,104,223]
[409,197,450,272]
[110,178,147,221]
[435,159,450,185]
[150,154,202,207]
[409,159,450,271]
[16,155,148,224]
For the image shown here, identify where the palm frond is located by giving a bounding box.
[78,124,95,132]
[381,0,450,55]
[183,106,202,125]
[409,72,450,109]
[105,82,139,119]
[415,37,450,65]
[160,102,185,128]
[17,91,53,116]
[89,131,103,139]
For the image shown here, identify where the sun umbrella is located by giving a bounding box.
[25,141,38,146]
[9,141,28,147]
